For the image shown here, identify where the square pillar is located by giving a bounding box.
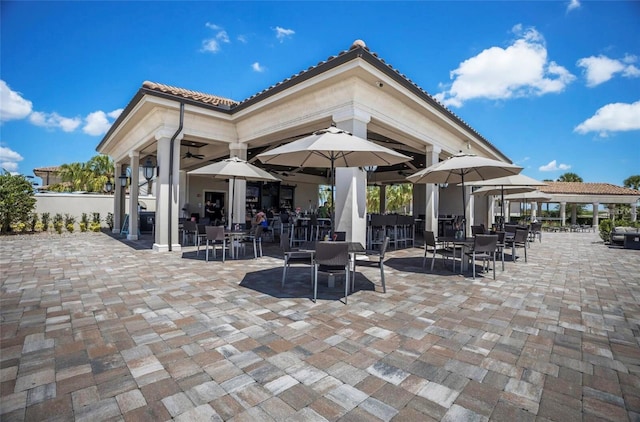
[127,151,140,240]
[423,146,440,234]
[334,109,370,245]
[153,135,182,252]
[113,162,125,233]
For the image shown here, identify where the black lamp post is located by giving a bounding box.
[142,158,155,182]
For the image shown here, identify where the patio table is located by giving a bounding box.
[438,236,474,273]
[225,229,249,259]
[298,241,366,288]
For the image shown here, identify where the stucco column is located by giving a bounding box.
[333,108,370,244]
[592,202,599,227]
[570,204,577,225]
[153,133,182,252]
[229,143,247,229]
[504,200,510,223]
[631,203,637,222]
[560,202,566,226]
[609,204,615,222]
[127,151,140,240]
[113,162,125,233]
[423,146,441,234]
[486,195,496,228]
[464,185,473,235]
[531,201,538,221]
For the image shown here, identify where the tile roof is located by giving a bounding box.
[142,81,238,108]
[33,166,60,172]
[540,182,640,196]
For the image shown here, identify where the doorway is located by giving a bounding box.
[205,191,225,211]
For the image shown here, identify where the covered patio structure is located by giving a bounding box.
[537,182,639,226]
[97,40,514,252]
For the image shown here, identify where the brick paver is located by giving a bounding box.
[1,230,639,421]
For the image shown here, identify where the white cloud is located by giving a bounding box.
[201,23,230,53]
[252,62,265,72]
[201,39,221,53]
[237,35,248,44]
[29,111,81,132]
[0,146,23,173]
[539,160,571,172]
[577,54,640,87]
[1,161,19,172]
[274,26,294,42]
[0,80,33,122]
[574,101,640,136]
[567,0,580,12]
[82,108,122,136]
[435,26,575,107]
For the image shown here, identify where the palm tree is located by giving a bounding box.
[557,172,583,182]
[623,175,640,190]
[87,154,114,192]
[58,162,92,192]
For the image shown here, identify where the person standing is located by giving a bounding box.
[205,200,215,222]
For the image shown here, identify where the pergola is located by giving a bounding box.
[96,40,515,252]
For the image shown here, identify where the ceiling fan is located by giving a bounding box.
[183,148,204,160]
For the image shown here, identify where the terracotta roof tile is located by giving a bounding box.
[33,166,60,172]
[142,81,238,108]
[540,182,640,196]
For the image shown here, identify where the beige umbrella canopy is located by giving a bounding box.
[189,156,280,229]
[407,152,523,236]
[504,190,553,219]
[257,126,411,234]
[467,174,547,223]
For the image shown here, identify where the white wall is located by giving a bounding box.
[34,193,156,226]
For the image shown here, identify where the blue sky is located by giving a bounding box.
[1,1,639,187]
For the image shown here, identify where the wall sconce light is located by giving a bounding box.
[142,158,155,182]
[104,179,113,193]
[119,173,129,187]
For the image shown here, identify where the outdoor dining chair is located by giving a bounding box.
[495,231,506,271]
[355,236,389,293]
[182,220,198,246]
[465,234,498,279]
[505,228,528,263]
[313,241,350,304]
[205,226,229,262]
[280,233,314,289]
[423,230,452,272]
[243,225,264,259]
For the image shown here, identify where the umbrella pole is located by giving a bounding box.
[228,177,235,230]
[501,186,505,230]
[461,172,466,238]
[330,158,335,238]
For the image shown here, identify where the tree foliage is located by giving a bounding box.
[0,171,36,233]
[50,154,114,192]
[557,172,583,182]
[623,175,640,190]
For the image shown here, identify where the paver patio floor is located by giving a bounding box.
[1,230,639,421]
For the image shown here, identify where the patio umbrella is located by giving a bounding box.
[467,174,547,226]
[189,156,280,229]
[406,152,523,237]
[256,126,411,235]
[504,190,552,219]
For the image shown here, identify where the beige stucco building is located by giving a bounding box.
[97,40,516,252]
